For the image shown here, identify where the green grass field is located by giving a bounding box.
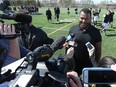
[3,7,116,59]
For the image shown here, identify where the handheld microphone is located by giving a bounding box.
[0,13,32,23]
[26,36,66,62]
[26,46,53,62]
[66,34,77,47]
[50,36,66,52]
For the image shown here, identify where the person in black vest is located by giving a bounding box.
[54,7,60,22]
[67,7,70,15]
[18,14,54,51]
[46,8,52,23]
[93,9,99,27]
[109,10,115,28]
[27,24,54,51]
[101,10,110,35]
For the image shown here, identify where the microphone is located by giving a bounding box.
[26,36,66,62]
[14,13,32,23]
[0,13,32,23]
[26,46,53,62]
[50,36,66,52]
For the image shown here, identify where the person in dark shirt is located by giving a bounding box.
[18,14,54,51]
[67,8,102,75]
[101,10,110,35]
[93,9,99,26]
[74,8,78,15]
[67,7,70,15]
[46,8,52,23]
[109,10,114,28]
[54,7,60,22]
[27,24,54,51]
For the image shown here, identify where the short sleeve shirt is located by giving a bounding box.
[68,24,102,75]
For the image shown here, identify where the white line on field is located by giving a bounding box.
[48,20,77,36]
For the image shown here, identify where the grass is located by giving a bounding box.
[2,7,116,59]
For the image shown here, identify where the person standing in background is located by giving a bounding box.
[67,7,70,15]
[46,8,52,23]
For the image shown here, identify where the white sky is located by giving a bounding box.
[76,0,116,4]
[0,0,116,4]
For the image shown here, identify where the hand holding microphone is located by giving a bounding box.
[66,33,95,57]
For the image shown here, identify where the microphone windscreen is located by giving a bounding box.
[50,36,66,52]
[31,46,53,61]
[14,13,32,23]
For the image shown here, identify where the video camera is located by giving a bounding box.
[0,13,33,48]
[0,36,74,87]
[8,54,69,87]
[0,13,32,32]
[0,0,32,39]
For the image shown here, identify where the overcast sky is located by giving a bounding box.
[0,0,116,4]
[77,0,116,4]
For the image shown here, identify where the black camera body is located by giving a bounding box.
[8,55,68,87]
[0,13,31,34]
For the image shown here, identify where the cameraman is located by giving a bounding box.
[17,13,53,51]
[0,23,30,66]
[27,23,54,51]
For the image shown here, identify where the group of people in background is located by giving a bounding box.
[45,7,79,23]
[7,5,39,15]
[101,9,115,35]
[46,7,60,23]
[67,7,78,15]
[91,8,115,35]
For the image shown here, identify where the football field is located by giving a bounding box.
[3,7,116,58]
[32,7,116,58]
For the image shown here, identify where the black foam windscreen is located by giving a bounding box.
[15,13,32,23]
[50,36,66,52]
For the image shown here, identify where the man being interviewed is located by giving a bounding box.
[67,8,102,76]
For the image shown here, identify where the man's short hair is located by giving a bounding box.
[80,8,91,16]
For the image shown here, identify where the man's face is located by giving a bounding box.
[79,11,91,29]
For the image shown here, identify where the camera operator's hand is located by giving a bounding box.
[0,23,16,35]
[66,47,74,58]
[0,23,20,59]
[110,64,116,87]
[111,64,116,72]
[67,71,82,87]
